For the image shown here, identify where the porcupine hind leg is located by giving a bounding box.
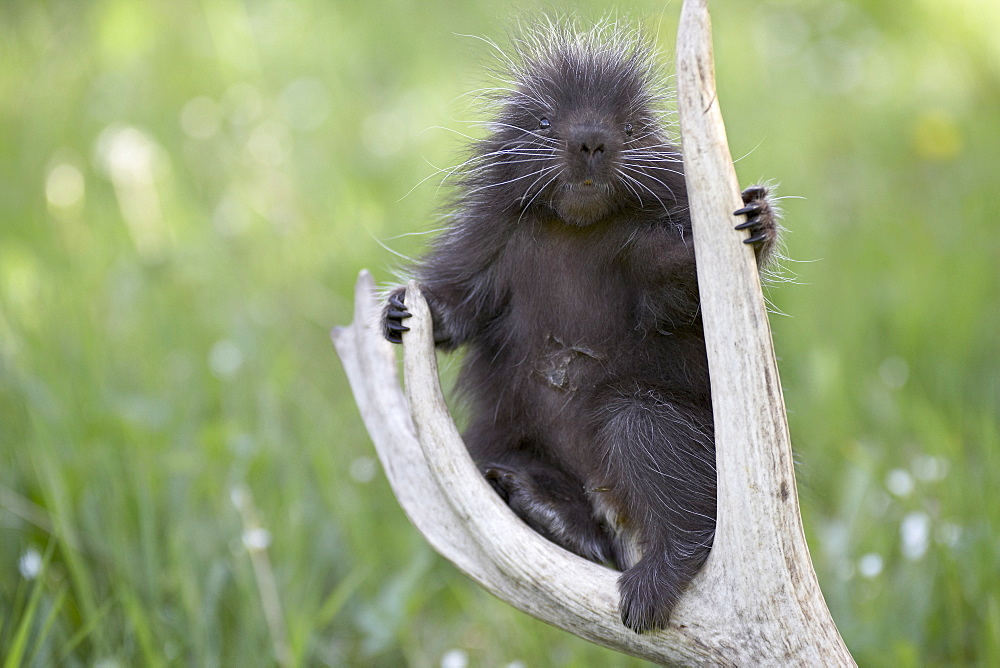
[591,387,717,633]
[466,420,616,565]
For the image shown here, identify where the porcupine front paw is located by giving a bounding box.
[734,184,779,264]
[382,288,410,343]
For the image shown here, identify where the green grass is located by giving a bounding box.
[1,0,998,665]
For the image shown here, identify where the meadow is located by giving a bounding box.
[1,0,997,665]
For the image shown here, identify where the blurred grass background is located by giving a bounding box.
[1,0,998,665]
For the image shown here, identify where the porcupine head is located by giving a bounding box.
[467,18,679,229]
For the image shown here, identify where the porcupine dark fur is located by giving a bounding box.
[381,18,781,632]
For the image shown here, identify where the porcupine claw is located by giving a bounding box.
[734,185,778,259]
[382,290,412,343]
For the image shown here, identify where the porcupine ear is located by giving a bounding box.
[333,1,854,663]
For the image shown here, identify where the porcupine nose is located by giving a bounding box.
[566,123,608,171]
[578,131,606,164]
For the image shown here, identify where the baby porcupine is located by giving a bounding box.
[382,19,780,632]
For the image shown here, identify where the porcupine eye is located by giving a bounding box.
[538,118,551,131]
[624,123,633,137]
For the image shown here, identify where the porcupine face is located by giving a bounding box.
[478,23,673,227]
